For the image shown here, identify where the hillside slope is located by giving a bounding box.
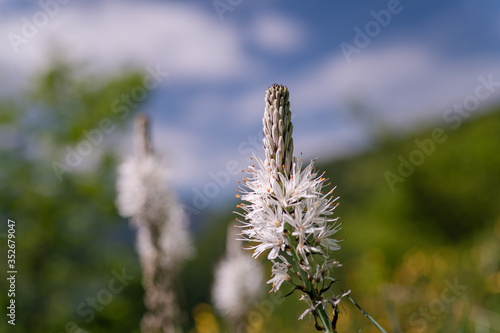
[183,108,500,332]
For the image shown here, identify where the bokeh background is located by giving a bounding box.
[1,0,500,332]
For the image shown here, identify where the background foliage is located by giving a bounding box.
[1,64,499,332]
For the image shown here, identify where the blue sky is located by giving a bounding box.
[2,0,500,213]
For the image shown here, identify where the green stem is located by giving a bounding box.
[286,233,335,333]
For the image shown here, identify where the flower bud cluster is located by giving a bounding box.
[236,85,348,330]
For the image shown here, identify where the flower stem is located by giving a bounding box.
[286,233,334,333]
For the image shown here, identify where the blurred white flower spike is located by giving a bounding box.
[116,113,193,333]
[212,224,263,331]
[236,84,349,332]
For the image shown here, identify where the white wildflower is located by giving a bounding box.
[236,84,345,332]
[116,115,193,266]
[116,113,193,333]
[298,294,315,321]
[238,156,342,271]
[116,155,169,222]
[213,225,263,324]
[332,290,351,307]
[267,259,292,293]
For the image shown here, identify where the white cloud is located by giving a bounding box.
[3,1,500,205]
[0,0,255,87]
[249,14,306,53]
[216,44,500,168]
[122,41,500,201]
[288,45,500,128]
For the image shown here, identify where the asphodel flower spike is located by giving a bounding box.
[116,114,193,333]
[236,84,349,333]
[212,224,263,331]
[263,84,294,176]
